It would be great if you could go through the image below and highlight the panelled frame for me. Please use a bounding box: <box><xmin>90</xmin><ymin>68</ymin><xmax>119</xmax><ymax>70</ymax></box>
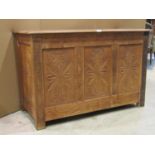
<box><xmin>41</xmin><ymin>39</ymin><xmax>115</xmax><ymax>123</ymax></box>
<box><xmin>14</xmin><ymin>31</ymin><xmax>148</xmax><ymax>130</ymax></box>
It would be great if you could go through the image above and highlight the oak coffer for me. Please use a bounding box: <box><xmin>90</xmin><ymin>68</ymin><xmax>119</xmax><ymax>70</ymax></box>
<box><xmin>14</xmin><ymin>29</ymin><xmax>149</xmax><ymax>130</ymax></box>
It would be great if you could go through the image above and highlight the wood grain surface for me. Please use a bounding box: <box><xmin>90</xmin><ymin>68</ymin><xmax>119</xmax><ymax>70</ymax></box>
<box><xmin>14</xmin><ymin>30</ymin><xmax>147</xmax><ymax>129</ymax></box>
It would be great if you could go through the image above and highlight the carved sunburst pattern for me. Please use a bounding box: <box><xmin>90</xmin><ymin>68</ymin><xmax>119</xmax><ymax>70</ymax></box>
<box><xmin>84</xmin><ymin>46</ymin><xmax>112</xmax><ymax>99</ymax></box>
<box><xmin>117</xmin><ymin>44</ymin><xmax>142</xmax><ymax>94</ymax></box>
<box><xmin>43</xmin><ymin>48</ymin><xmax>76</xmax><ymax>106</ymax></box>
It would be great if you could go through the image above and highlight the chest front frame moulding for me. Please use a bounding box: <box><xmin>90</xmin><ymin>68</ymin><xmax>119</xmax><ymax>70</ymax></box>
<box><xmin>14</xmin><ymin>29</ymin><xmax>149</xmax><ymax>130</ymax></box>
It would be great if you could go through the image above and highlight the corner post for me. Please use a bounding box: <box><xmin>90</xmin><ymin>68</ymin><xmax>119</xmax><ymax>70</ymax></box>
<box><xmin>139</xmin><ymin>31</ymin><xmax>149</xmax><ymax>107</ymax></box>
<box><xmin>32</xmin><ymin>35</ymin><xmax>45</xmax><ymax>130</ymax></box>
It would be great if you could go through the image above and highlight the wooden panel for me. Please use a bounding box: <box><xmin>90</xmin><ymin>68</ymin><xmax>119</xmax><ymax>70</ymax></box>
<box><xmin>21</xmin><ymin>46</ymin><xmax>33</xmax><ymax>104</ymax></box>
<box><xmin>45</xmin><ymin>96</ymin><xmax>112</xmax><ymax>121</ymax></box>
<box><xmin>17</xmin><ymin>41</ymin><xmax>35</xmax><ymax>118</ymax></box>
<box><xmin>42</xmin><ymin>47</ymin><xmax>80</xmax><ymax>107</ymax></box>
<box><xmin>45</xmin><ymin>92</ymin><xmax>139</xmax><ymax>121</ymax></box>
<box><xmin>84</xmin><ymin>45</ymin><xmax>113</xmax><ymax>99</ymax></box>
<box><xmin>112</xmin><ymin>92</ymin><xmax>139</xmax><ymax>107</ymax></box>
<box><xmin>116</xmin><ymin>42</ymin><xmax>143</xmax><ymax>95</ymax></box>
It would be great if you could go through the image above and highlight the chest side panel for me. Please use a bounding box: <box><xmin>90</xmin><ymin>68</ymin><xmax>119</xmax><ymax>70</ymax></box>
<box><xmin>15</xmin><ymin>35</ymin><xmax>36</xmax><ymax>118</ymax></box>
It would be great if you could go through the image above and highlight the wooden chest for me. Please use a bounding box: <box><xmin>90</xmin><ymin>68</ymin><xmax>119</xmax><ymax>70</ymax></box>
<box><xmin>14</xmin><ymin>29</ymin><xmax>149</xmax><ymax>130</ymax></box>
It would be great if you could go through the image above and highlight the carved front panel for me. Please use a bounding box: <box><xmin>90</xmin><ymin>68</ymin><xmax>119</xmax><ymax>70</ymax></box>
<box><xmin>43</xmin><ymin>48</ymin><xmax>78</xmax><ymax>107</ymax></box>
<box><xmin>116</xmin><ymin>43</ymin><xmax>143</xmax><ymax>94</ymax></box>
<box><xmin>84</xmin><ymin>45</ymin><xmax>113</xmax><ymax>100</ymax></box>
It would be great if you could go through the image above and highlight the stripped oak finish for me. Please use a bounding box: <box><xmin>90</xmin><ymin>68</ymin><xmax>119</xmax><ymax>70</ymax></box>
<box><xmin>14</xmin><ymin>29</ymin><xmax>149</xmax><ymax>129</ymax></box>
